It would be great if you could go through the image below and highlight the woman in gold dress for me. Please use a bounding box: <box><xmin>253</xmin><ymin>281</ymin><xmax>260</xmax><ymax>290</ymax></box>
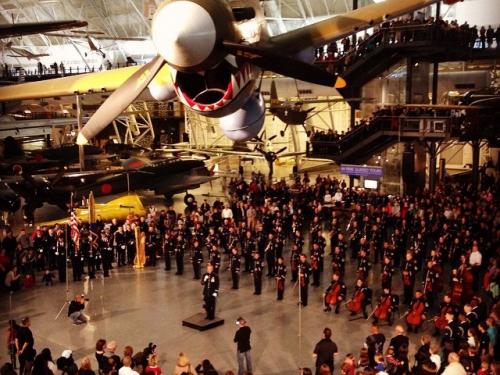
<box><xmin>133</xmin><ymin>225</ymin><xmax>146</xmax><ymax>269</ymax></box>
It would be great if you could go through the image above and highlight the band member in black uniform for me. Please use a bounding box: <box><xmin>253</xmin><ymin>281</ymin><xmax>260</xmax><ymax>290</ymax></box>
<box><xmin>371</xmin><ymin>224</ymin><xmax>383</xmax><ymax>264</ymax></box>
<box><xmin>230</xmin><ymin>247</ymin><xmax>241</xmax><ymax>289</ymax></box>
<box><xmin>202</xmin><ymin>264</ymin><xmax>219</xmax><ymax>320</ymax></box>
<box><xmin>331</xmin><ymin>246</ymin><xmax>345</xmax><ymax>276</ymax></box>
<box><xmin>290</xmin><ymin>244</ymin><xmax>300</xmax><ymax>282</ymax></box>
<box><xmin>114</xmin><ymin>226</ymin><xmax>127</xmax><ymax>266</ymax></box>
<box><xmin>33</xmin><ymin>230</ymin><xmax>45</xmax><ymax>271</ymax></box>
<box><xmin>357</xmin><ymin>248</ymin><xmax>371</xmax><ymax>280</ymax></box>
<box><xmin>275</xmin><ymin>226</ymin><xmax>285</xmax><ymax>259</ymax></box>
<box><xmin>227</xmin><ymin>227</ymin><xmax>239</xmax><ymax>254</ymax></box>
<box><xmin>145</xmin><ymin>226</ymin><xmax>157</xmax><ymax>266</ymax></box>
<box><xmin>349</xmin><ymin>221</ymin><xmax>362</xmax><ymax>260</ymax></box>
<box><xmin>382</xmin><ymin>241</ymin><xmax>394</xmax><ymax>261</ymax></box>
<box><xmin>432</xmin><ymin>294</ymin><xmax>458</xmax><ymax>337</ymax></box>
<box><xmin>311</xmin><ymin>243</ymin><xmax>321</xmax><ymax>286</ymax></box>
<box><xmin>298</xmin><ymin>254</ymin><xmax>312</xmax><ymax>307</ymax></box>
<box><xmin>401</xmin><ymin>251</ymin><xmax>418</xmax><ymax>305</ymax></box>
<box><xmin>191</xmin><ymin>240</ymin><xmax>203</xmax><ymax>279</ymax></box>
<box><xmin>293</xmin><ymin>231</ymin><xmax>304</xmax><ymax>253</ymax></box>
<box><xmin>323</xmin><ymin>272</ymin><xmax>346</xmax><ymax>313</ymax></box>
<box><xmin>56</xmin><ymin>235</ymin><xmax>66</xmax><ymax>282</ymax></box>
<box><xmin>264</xmin><ymin>233</ymin><xmax>277</xmax><ymax>277</ymax></box>
<box><xmin>381</xmin><ymin>256</ymin><xmax>394</xmax><ymax>290</ymax></box>
<box><xmin>251</xmin><ymin>252</ymin><xmax>264</xmax><ymax>295</ymax></box>
<box><xmin>100</xmin><ymin>231</ymin><xmax>112</xmax><ymax>277</ymax></box>
<box><xmin>174</xmin><ymin>234</ymin><xmax>185</xmax><ymax>275</ymax></box>
<box><xmin>391</xmin><ymin>228</ymin><xmax>403</xmax><ymax>266</ymax></box>
<box><xmin>275</xmin><ymin>257</ymin><xmax>287</xmax><ymax>300</ymax></box>
<box><xmin>46</xmin><ymin>228</ymin><xmax>57</xmax><ymax>270</ymax></box>
<box><xmin>242</xmin><ymin>231</ymin><xmax>256</xmax><ymax>272</ymax></box>
<box><xmin>71</xmin><ymin>241</ymin><xmax>84</xmax><ymax>282</ymax></box>
<box><xmin>125</xmin><ymin>224</ymin><xmax>136</xmax><ymax>265</ymax></box>
<box><xmin>210</xmin><ymin>245</ymin><xmax>221</xmax><ymax>274</ymax></box>
<box><xmin>206</xmin><ymin>227</ymin><xmax>220</xmax><ymax>253</ymax></box>
<box><xmin>81</xmin><ymin>232</ymin><xmax>95</xmax><ymax>279</ymax></box>
<box><xmin>163</xmin><ymin>231</ymin><xmax>174</xmax><ymax>271</ymax></box>
<box><xmin>423</xmin><ymin>260</ymin><xmax>442</xmax><ymax>309</ymax></box>
<box><xmin>442</xmin><ymin>311</ymin><xmax>459</xmax><ymax>355</ymax></box>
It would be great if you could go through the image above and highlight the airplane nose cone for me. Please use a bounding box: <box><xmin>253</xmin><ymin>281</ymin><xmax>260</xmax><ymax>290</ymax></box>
<box><xmin>152</xmin><ymin>1</ymin><xmax>217</xmax><ymax>69</ymax></box>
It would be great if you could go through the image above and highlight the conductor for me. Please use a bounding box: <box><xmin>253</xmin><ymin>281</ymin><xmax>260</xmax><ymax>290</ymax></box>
<box><xmin>202</xmin><ymin>264</ymin><xmax>219</xmax><ymax>320</ymax></box>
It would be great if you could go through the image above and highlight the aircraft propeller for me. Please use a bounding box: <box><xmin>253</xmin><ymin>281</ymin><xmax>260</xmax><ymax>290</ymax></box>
<box><xmin>77</xmin><ymin>55</ymin><xmax>166</xmax><ymax>144</ymax></box>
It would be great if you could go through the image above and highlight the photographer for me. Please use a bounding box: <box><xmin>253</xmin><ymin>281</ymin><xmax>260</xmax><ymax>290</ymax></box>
<box><xmin>68</xmin><ymin>294</ymin><xmax>88</xmax><ymax>325</ymax></box>
<box><xmin>234</xmin><ymin>317</ymin><xmax>252</xmax><ymax>375</ymax></box>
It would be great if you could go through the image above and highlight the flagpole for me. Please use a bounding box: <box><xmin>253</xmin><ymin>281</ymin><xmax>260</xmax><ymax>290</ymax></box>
<box><xmin>55</xmin><ymin>192</ymin><xmax>73</xmax><ymax>320</ymax></box>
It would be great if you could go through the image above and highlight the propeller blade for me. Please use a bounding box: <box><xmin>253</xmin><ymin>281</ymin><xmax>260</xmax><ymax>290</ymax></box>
<box><xmin>77</xmin><ymin>55</ymin><xmax>166</xmax><ymax>145</ymax></box>
<box><xmin>276</xmin><ymin>146</ymin><xmax>287</xmax><ymax>155</ymax></box>
<box><xmin>268</xmin><ymin>135</ymin><xmax>278</xmax><ymax>142</ymax></box>
<box><xmin>255</xmin><ymin>147</ymin><xmax>266</xmax><ymax>155</ymax></box>
<box><xmin>222</xmin><ymin>41</ymin><xmax>346</xmax><ymax>88</ymax></box>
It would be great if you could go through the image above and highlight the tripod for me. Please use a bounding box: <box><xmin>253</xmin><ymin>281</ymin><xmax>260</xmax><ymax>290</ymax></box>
<box><xmin>55</xmin><ymin>223</ymin><xmax>70</xmax><ymax>320</ymax></box>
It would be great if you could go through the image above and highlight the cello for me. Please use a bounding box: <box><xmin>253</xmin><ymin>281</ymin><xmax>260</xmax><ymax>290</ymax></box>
<box><xmin>347</xmin><ymin>289</ymin><xmax>365</xmax><ymax>314</ymax></box>
<box><xmin>325</xmin><ymin>282</ymin><xmax>341</xmax><ymax>306</ymax></box>
<box><xmin>406</xmin><ymin>300</ymin><xmax>426</xmax><ymax>328</ymax></box>
<box><xmin>373</xmin><ymin>295</ymin><xmax>393</xmax><ymax>321</ymax></box>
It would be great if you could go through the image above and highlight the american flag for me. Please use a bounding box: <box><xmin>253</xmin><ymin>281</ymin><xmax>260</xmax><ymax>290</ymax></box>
<box><xmin>70</xmin><ymin>210</ymin><xmax>80</xmax><ymax>249</ymax></box>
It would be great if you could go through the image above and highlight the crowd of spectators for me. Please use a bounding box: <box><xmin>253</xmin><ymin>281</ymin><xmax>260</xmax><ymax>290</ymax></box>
<box><xmin>314</xmin><ymin>15</ymin><xmax>499</xmax><ymax>73</ymax></box>
<box><xmin>309</xmin><ymin>105</ymin><xmax>468</xmax><ymax>157</ymax></box>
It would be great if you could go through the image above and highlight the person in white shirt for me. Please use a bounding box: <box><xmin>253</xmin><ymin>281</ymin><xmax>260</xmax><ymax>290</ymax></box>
<box><xmin>441</xmin><ymin>352</ymin><xmax>466</xmax><ymax>375</ymax></box>
<box><xmin>469</xmin><ymin>244</ymin><xmax>483</xmax><ymax>290</ymax></box>
<box><xmin>333</xmin><ymin>190</ymin><xmax>343</xmax><ymax>203</ymax></box>
<box><xmin>222</xmin><ymin>204</ymin><xmax>234</xmax><ymax>220</ymax></box>
<box><xmin>429</xmin><ymin>344</ymin><xmax>441</xmax><ymax>371</ymax></box>
<box><xmin>119</xmin><ymin>356</ymin><xmax>139</xmax><ymax>375</ymax></box>
<box><xmin>324</xmin><ymin>190</ymin><xmax>332</xmax><ymax>204</ymax></box>
<box><xmin>469</xmin><ymin>245</ymin><xmax>482</xmax><ymax>267</ymax></box>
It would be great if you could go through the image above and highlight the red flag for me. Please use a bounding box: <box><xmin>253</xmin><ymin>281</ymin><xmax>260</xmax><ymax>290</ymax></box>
<box><xmin>70</xmin><ymin>210</ymin><xmax>80</xmax><ymax>249</ymax></box>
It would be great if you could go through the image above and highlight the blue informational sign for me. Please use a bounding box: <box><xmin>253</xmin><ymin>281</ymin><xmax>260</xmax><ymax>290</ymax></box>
<box><xmin>340</xmin><ymin>164</ymin><xmax>383</xmax><ymax>179</ymax></box>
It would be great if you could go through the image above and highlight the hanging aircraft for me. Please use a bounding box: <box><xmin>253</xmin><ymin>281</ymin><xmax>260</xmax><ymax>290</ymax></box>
<box><xmin>3</xmin><ymin>156</ymin><xmax>215</xmax><ymax>223</ymax></box>
<box><xmin>269</xmin><ymin>79</ymin><xmax>315</xmax><ymax>135</ymax></box>
<box><xmin>1</xmin><ymin>41</ymin><xmax>49</xmax><ymax>60</ymax></box>
<box><xmin>45</xmin><ymin>30</ymin><xmax>147</xmax><ymax>59</ymax></box>
<box><xmin>0</xmin><ymin>20</ymin><xmax>87</xmax><ymax>39</ymax></box>
<box><xmin>0</xmin><ymin>0</ymin><xmax>461</xmax><ymax>144</ymax></box>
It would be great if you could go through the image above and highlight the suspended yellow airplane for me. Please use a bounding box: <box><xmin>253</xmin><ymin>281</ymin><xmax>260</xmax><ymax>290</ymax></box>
<box><xmin>39</xmin><ymin>193</ymin><xmax>146</xmax><ymax>227</ymax></box>
<box><xmin>0</xmin><ymin>0</ymin><xmax>461</xmax><ymax>143</ymax></box>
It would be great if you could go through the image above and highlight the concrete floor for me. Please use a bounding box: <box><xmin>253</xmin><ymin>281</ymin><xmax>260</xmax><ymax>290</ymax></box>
<box><xmin>0</xmin><ymin>164</ymin><xmax>425</xmax><ymax>375</ymax></box>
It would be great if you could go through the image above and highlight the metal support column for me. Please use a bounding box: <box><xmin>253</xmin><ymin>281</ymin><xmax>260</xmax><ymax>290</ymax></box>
<box><xmin>471</xmin><ymin>140</ymin><xmax>480</xmax><ymax>193</ymax></box>
<box><xmin>405</xmin><ymin>57</ymin><xmax>413</xmax><ymax>104</ymax></box>
<box><xmin>428</xmin><ymin>141</ymin><xmax>437</xmax><ymax>193</ymax></box>
<box><xmin>76</xmin><ymin>94</ymin><xmax>85</xmax><ymax>171</ymax></box>
<box><xmin>431</xmin><ymin>61</ymin><xmax>439</xmax><ymax>105</ymax></box>
<box><xmin>435</xmin><ymin>1</ymin><xmax>441</xmax><ymax>19</ymax></box>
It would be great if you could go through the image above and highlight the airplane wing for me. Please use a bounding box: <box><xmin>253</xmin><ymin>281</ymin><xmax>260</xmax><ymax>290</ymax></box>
<box><xmin>0</xmin><ymin>63</ymin><xmax>171</xmax><ymax>102</ymax></box>
<box><xmin>268</xmin><ymin>0</ymin><xmax>450</xmax><ymax>54</ymax></box>
<box><xmin>153</xmin><ymin>175</ymin><xmax>218</xmax><ymax>196</ymax></box>
<box><xmin>0</xmin><ymin>21</ymin><xmax>88</xmax><ymax>39</ymax></box>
